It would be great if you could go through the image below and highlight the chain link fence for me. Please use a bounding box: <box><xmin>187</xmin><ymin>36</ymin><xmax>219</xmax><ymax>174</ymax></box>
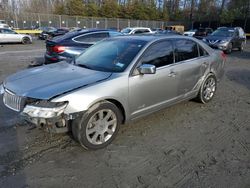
<box><xmin>0</xmin><ymin>11</ymin><xmax>186</xmax><ymax>30</ymax></box>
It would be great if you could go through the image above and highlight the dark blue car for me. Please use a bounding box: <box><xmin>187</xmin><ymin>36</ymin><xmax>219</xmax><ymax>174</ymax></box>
<box><xmin>45</xmin><ymin>29</ymin><xmax>123</xmax><ymax>64</ymax></box>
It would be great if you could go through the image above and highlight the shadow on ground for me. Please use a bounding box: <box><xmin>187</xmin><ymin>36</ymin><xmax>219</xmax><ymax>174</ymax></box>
<box><xmin>226</xmin><ymin>69</ymin><xmax>250</xmax><ymax>90</ymax></box>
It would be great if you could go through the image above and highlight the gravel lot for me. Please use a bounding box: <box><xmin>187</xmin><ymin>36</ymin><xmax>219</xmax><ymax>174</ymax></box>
<box><xmin>0</xmin><ymin>39</ymin><xmax>249</xmax><ymax>188</ymax></box>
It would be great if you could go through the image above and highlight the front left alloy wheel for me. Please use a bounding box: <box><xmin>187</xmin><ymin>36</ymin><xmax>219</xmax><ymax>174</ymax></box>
<box><xmin>72</xmin><ymin>101</ymin><xmax>122</xmax><ymax>150</ymax></box>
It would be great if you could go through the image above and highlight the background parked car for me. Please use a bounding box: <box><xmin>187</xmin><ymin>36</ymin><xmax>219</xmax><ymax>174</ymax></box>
<box><xmin>193</xmin><ymin>27</ymin><xmax>213</xmax><ymax>39</ymax></box>
<box><xmin>151</xmin><ymin>28</ymin><xmax>164</xmax><ymax>33</ymax></box>
<box><xmin>0</xmin><ymin>28</ymin><xmax>32</xmax><ymax>44</ymax></box>
<box><xmin>0</xmin><ymin>20</ymin><xmax>11</xmax><ymax>29</ymax></box>
<box><xmin>121</xmin><ymin>27</ymin><xmax>153</xmax><ymax>35</ymax></box>
<box><xmin>45</xmin><ymin>29</ymin><xmax>123</xmax><ymax>64</ymax></box>
<box><xmin>39</xmin><ymin>27</ymin><xmax>69</xmax><ymax>40</ymax></box>
<box><xmin>183</xmin><ymin>29</ymin><xmax>197</xmax><ymax>36</ymax></box>
<box><xmin>202</xmin><ymin>27</ymin><xmax>246</xmax><ymax>54</ymax></box>
<box><xmin>160</xmin><ymin>29</ymin><xmax>182</xmax><ymax>35</ymax></box>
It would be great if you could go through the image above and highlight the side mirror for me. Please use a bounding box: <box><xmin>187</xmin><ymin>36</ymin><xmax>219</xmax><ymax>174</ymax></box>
<box><xmin>138</xmin><ymin>64</ymin><xmax>156</xmax><ymax>74</ymax></box>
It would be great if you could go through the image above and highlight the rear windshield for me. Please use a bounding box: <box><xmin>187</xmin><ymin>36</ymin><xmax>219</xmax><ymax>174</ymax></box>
<box><xmin>52</xmin><ymin>29</ymin><xmax>88</xmax><ymax>42</ymax></box>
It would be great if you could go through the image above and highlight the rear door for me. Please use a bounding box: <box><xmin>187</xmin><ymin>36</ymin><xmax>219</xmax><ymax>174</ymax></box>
<box><xmin>173</xmin><ymin>39</ymin><xmax>209</xmax><ymax>96</ymax></box>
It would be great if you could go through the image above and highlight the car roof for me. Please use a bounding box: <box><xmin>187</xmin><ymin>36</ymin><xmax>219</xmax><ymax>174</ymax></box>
<box><xmin>124</xmin><ymin>27</ymin><xmax>151</xmax><ymax>30</ymax></box>
<box><xmin>110</xmin><ymin>34</ymin><xmax>197</xmax><ymax>42</ymax></box>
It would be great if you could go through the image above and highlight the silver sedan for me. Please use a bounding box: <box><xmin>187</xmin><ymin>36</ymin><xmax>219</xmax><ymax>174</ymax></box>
<box><xmin>1</xmin><ymin>35</ymin><xmax>225</xmax><ymax>149</ymax></box>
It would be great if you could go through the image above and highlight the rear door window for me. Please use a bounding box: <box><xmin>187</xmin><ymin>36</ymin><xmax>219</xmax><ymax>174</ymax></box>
<box><xmin>174</xmin><ymin>39</ymin><xmax>199</xmax><ymax>62</ymax></box>
<box><xmin>134</xmin><ymin>29</ymin><xmax>150</xmax><ymax>34</ymax></box>
<box><xmin>74</xmin><ymin>32</ymin><xmax>109</xmax><ymax>43</ymax></box>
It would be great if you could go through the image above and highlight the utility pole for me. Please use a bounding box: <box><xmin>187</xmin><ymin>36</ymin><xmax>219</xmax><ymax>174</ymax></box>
<box><xmin>190</xmin><ymin>0</ymin><xmax>194</xmax><ymax>29</ymax></box>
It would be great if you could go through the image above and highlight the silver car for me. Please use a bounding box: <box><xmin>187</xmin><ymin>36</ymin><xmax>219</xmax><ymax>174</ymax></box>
<box><xmin>1</xmin><ymin>35</ymin><xmax>225</xmax><ymax>150</ymax></box>
<box><xmin>0</xmin><ymin>28</ymin><xmax>32</xmax><ymax>44</ymax></box>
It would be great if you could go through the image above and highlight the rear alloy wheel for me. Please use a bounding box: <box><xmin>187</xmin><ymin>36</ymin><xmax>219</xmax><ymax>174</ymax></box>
<box><xmin>196</xmin><ymin>74</ymin><xmax>217</xmax><ymax>104</ymax></box>
<box><xmin>225</xmin><ymin>42</ymin><xmax>232</xmax><ymax>54</ymax></box>
<box><xmin>72</xmin><ymin>101</ymin><xmax>122</xmax><ymax>150</ymax></box>
<box><xmin>22</xmin><ymin>37</ymin><xmax>31</xmax><ymax>44</ymax></box>
<box><xmin>238</xmin><ymin>42</ymin><xmax>244</xmax><ymax>51</ymax></box>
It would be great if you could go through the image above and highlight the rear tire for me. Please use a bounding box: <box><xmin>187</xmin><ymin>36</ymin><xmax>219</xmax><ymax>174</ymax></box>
<box><xmin>72</xmin><ymin>101</ymin><xmax>122</xmax><ymax>150</ymax></box>
<box><xmin>22</xmin><ymin>37</ymin><xmax>31</xmax><ymax>44</ymax></box>
<box><xmin>225</xmin><ymin>42</ymin><xmax>232</xmax><ymax>54</ymax></box>
<box><xmin>238</xmin><ymin>42</ymin><xmax>244</xmax><ymax>51</ymax></box>
<box><xmin>196</xmin><ymin>74</ymin><xmax>217</xmax><ymax>104</ymax></box>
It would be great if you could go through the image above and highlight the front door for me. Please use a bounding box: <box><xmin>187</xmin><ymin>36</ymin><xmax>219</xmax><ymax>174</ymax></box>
<box><xmin>129</xmin><ymin>40</ymin><xmax>179</xmax><ymax>118</ymax></box>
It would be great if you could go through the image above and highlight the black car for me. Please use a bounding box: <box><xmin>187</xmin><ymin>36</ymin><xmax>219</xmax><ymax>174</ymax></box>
<box><xmin>202</xmin><ymin>27</ymin><xmax>246</xmax><ymax>54</ymax></box>
<box><xmin>39</xmin><ymin>27</ymin><xmax>69</xmax><ymax>40</ymax></box>
<box><xmin>193</xmin><ymin>27</ymin><xmax>213</xmax><ymax>39</ymax></box>
<box><xmin>45</xmin><ymin>29</ymin><xmax>123</xmax><ymax>64</ymax></box>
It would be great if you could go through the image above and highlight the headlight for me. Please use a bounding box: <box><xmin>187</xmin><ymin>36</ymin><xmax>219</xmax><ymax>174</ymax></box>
<box><xmin>23</xmin><ymin>101</ymin><xmax>68</xmax><ymax>118</ymax></box>
<box><xmin>0</xmin><ymin>84</ymin><xmax>4</xmax><ymax>95</ymax></box>
<box><xmin>202</xmin><ymin>38</ymin><xmax>207</xmax><ymax>42</ymax></box>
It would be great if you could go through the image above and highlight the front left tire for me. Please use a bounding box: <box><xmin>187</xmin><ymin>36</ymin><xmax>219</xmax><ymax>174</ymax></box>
<box><xmin>72</xmin><ymin>101</ymin><xmax>122</xmax><ymax>150</ymax></box>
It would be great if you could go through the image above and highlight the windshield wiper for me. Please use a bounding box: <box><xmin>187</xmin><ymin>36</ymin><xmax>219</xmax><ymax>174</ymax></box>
<box><xmin>76</xmin><ymin>63</ymin><xmax>92</xmax><ymax>70</ymax></box>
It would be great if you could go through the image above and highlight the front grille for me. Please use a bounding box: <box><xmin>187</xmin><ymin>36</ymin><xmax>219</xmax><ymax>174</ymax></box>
<box><xmin>208</xmin><ymin>40</ymin><xmax>220</xmax><ymax>44</ymax></box>
<box><xmin>3</xmin><ymin>89</ymin><xmax>24</xmax><ymax>112</ymax></box>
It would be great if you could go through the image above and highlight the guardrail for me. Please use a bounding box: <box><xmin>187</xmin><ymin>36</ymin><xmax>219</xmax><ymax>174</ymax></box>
<box><xmin>14</xmin><ymin>30</ymin><xmax>42</xmax><ymax>34</ymax></box>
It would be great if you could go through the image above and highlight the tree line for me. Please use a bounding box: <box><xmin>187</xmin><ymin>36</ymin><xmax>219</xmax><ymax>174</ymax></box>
<box><xmin>1</xmin><ymin>0</ymin><xmax>249</xmax><ymax>26</ymax></box>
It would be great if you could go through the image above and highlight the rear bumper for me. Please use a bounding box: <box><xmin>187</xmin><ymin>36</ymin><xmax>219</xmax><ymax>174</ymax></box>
<box><xmin>44</xmin><ymin>53</ymin><xmax>68</xmax><ymax>64</ymax></box>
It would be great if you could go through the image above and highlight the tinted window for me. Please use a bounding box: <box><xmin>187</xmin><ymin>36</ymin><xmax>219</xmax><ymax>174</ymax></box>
<box><xmin>75</xmin><ymin>38</ymin><xmax>147</xmax><ymax>72</ymax></box>
<box><xmin>134</xmin><ymin>29</ymin><xmax>149</xmax><ymax>34</ymax></box>
<box><xmin>1</xmin><ymin>29</ymin><xmax>16</xmax><ymax>34</ymax></box>
<box><xmin>175</xmin><ymin>39</ymin><xmax>199</xmax><ymax>62</ymax></box>
<box><xmin>75</xmin><ymin>32</ymin><xmax>109</xmax><ymax>43</ymax></box>
<box><xmin>109</xmin><ymin>31</ymin><xmax>123</xmax><ymax>37</ymax></box>
<box><xmin>141</xmin><ymin>40</ymin><xmax>174</xmax><ymax>68</ymax></box>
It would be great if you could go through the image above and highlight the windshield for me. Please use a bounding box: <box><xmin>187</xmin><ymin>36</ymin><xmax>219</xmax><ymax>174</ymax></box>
<box><xmin>211</xmin><ymin>30</ymin><xmax>234</xmax><ymax>37</ymax></box>
<box><xmin>75</xmin><ymin>38</ymin><xmax>147</xmax><ymax>72</ymax></box>
<box><xmin>121</xmin><ymin>28</ymin><xmax>132</xmax><ymax>34</ymax></box>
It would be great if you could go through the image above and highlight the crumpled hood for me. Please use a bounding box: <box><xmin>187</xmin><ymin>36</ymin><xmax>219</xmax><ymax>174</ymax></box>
<box><xmin>4</xmin><ymin>62</ymin><xmax>112</xmax><ymax>100</ymax></box>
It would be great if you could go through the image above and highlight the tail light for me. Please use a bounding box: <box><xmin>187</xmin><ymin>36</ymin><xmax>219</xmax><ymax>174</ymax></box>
<box><xmin>52</xmin><ymin>45</ymin><xmax>66</xmax><ymax>53</ymax></box>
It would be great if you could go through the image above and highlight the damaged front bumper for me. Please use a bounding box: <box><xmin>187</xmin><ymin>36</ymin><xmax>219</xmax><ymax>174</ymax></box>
<box><xmin>20</xmin><ymin>101</ymin><xmax>70</xmax><ymax>133</ymax></box>
<box><xmin>21</xmin><ymin>113</ymin><xmax>70</xmax><ymax>133</ymax></box>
